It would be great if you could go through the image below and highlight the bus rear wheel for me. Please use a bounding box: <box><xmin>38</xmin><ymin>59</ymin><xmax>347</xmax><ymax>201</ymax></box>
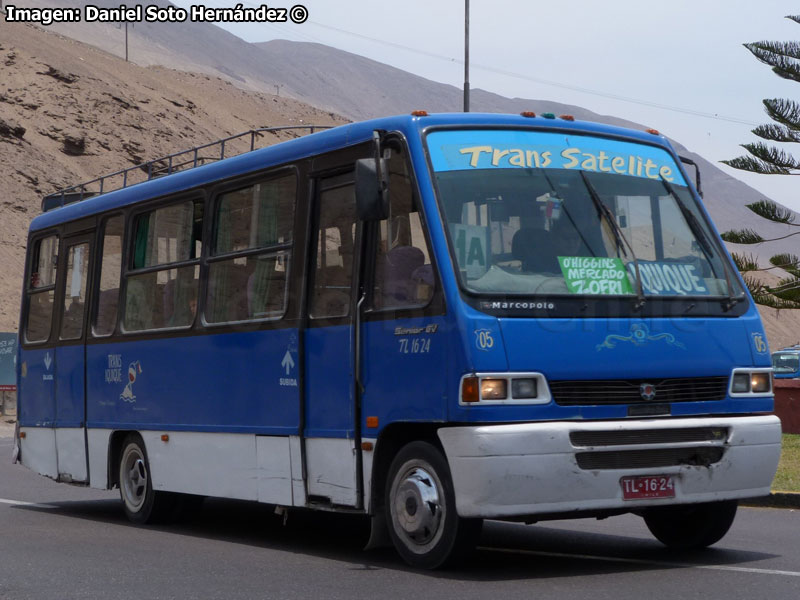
<box><xmin>643</xmin><ymin>500</ymin><xmax>738</xmax><ymax>550</ymax></box>
<box><xmin>385</xmin><ymin>441</ymin><xmax>482</xmax><ymax>569</ymax></box>
<box><xmin>118</xmin><ymin>434</ymin><xmax>173</xmax><ymax>524</ymax></box>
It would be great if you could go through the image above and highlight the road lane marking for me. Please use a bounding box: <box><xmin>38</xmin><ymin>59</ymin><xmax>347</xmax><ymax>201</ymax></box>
<box><xmin>482</xmin><ymin>547</ymin><xmax>800</xmax><ymax>578</ymax></box>
<box><xmin>0</xmin><ymin>498</ymin><xmax>57</xmax><ymax>509</ymax></box>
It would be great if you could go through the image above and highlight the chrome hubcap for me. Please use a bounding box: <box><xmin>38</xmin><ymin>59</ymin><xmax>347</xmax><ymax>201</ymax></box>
<box><xmin>121</xmin><ymin>446</ymin><xmax>147</xmax><ymax>511</ymax></box>
<box><xmin>392</xmin><ymin>466</ymin><xmax>444</xmax><ymax>547</ymax></box>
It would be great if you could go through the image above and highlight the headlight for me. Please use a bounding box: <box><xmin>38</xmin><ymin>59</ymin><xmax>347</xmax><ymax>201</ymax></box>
<box><xmin>729</xmin><ymin>368</ymin><xmax>773</xmax><ymax>396</ymax></box>
<box><xmin>460</xmin><ymin>373</ymin><xmax>550</xmax><ymax>405</ymax></box>
<box><xmin>481</xmin><ymin>379</ymin><xmax>507</xmax><ymax>400</ymax></box>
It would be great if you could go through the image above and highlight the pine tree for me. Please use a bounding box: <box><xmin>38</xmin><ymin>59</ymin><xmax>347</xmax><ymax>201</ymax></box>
<box><xmin>723</xmin><ymin>16</ymin><xmax>800</xmax><ymax>175</ymax></box>
<box><xmin>721</xmin><ymin>16</ymin><xmax>800</xmax><ymax>307</ymax></box>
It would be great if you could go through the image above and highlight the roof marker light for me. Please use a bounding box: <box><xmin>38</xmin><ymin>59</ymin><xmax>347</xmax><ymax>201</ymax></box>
<box><xmin>411</xmin><ymin>110</ymin><xmax>429</xmax><ymax>117</ymax></box>
<box><xmin>646</xmin><ymin>128</ymin><xmax>660</xmax><ymax>135</ymax></box>
<box><xmin>520</xmin><ymin>111</ymin><xmax>536</xmax><ymax>118</ymax></box>
<box><xmin>559</xmin><ymin>115</ymin><xmax>575</xmax><ymax>121</ymax></box>
<box><xmin>542</xmin><ymin>113</ymin><xmax>556</xmax><ymax>119</ymax></box>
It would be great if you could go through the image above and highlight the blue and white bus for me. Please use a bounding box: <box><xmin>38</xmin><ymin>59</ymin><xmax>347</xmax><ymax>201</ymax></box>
<box><xmin>14</xmin><ymin>113</ymin><xmax>781</xmax><ymax>568</ymax></box>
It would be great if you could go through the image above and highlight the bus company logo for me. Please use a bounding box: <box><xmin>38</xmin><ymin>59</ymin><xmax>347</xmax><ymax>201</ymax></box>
<box><xmin>120</xmin><ymin>360</ymin><xmax>143</xmax><ymax>403</ymax></box>
<box><xmin>481</xmin><ymin>301</ymin><xmax>555</xmax><ymax>311</ymax></box>
<box><xmin>639</xmin><ymin>383</ymin><xmax>657</xmax><ymax>401</ymax></box>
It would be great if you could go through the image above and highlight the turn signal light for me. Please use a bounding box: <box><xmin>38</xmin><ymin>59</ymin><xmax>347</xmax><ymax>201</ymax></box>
<box><xmin>462</xmin><ymin>376</ymin><xmax>480</xmax><ymax>403</ymax></box>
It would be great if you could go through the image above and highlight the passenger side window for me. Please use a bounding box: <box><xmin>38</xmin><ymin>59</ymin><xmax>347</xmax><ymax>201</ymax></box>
<box><xmin>372</xmin><ymin>145</ymin><xmax>435</xmax><ymax>310</ymax></box>
<box><xmin>93</xmin><ymin>215</ymin><xmax>124</xmax><ymax>336</ymax></box>
<box><xmin>59</xmin><ymin>242</ymin><xmax>90</xmax><ymax>341</ymax></box>
<box><xmin>123</xmin><ymin>200</ymin><xmax>202</xmax><ymax>332</ymax></box>
<box><xmin>206</xmin><ymin>173</ymin><xmax>295</xmax><ymax>323</ymax></box>
<box><xmin>25</xmin><ymin>235</ymin><xmax>58</xmax><ymax>343</ymax></box>
<box><xmin>310</xmin><ymin>175</ymin><xmax>356</xmax><ymax>319</ymax></box>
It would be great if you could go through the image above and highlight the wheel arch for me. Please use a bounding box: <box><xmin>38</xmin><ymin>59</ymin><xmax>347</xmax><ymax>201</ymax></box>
<box><xmin>368</xmin><ymin>422</ymin><xmax>444</xmax><ymax>515</ymax></box>
<box><xmin>106</xmin><ymin>430</ymin><xmax>140</xmax><ymax>489</ymax></box>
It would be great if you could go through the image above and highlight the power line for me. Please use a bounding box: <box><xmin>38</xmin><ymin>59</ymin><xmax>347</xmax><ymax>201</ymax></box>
<box><xmin>172</xmin><ymin>0</ymin><xmax>760</xmax><ymax>126</ymax></box>
<box><xmin>304</xmin><ymin>20</ymin><xmax>759</xmax><ymax>126</ymax></box>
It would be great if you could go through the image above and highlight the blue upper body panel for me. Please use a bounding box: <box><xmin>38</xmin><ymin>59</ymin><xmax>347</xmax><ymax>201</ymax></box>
<box><xmin>23</xmin><ymin>113</ymin><xmax>773</xmax><ymax>433</ymax></box>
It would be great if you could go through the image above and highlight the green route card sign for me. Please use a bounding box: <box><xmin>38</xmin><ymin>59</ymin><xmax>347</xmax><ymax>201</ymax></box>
<box><xmin>558</xmin><ymin>257</ymin><xmax>634</xmax><ymax>295</ymax></box>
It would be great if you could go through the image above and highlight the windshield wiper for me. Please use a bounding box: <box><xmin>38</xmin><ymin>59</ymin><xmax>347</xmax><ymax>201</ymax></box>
<box><xmin>660</xmin><ymin>178</ymin><xmax>742</xmax><ymax>311</ymax></box>
<box><xmin>579</xmin><ymin>172</ymin><xmax>646</xmax><ymax>309</ymax></box>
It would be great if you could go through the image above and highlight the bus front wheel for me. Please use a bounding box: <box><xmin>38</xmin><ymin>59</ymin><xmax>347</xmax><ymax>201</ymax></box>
<box><xmin>385</xmin><ymin>441</ymin><xmax>482</xmax><ymax>569</ymax></box>
<box><xmin>643</xmin><ymin>500</ymin><xmax>738</xmax><ymax>549</ymax></box>
<box><xmin>118</xmin><ymin>434</ymin><xmax>173</xmax><ymax>524</ymax></box>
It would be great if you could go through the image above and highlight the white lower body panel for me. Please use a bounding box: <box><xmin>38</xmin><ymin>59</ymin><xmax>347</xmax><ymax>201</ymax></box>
<box><xmin>82</xmin><ymin>429</ymin><xmax>350</xmax><ymax>508</ymax></box>
<box><xmin>305</xmin><ymin>437</ymin><xmax>358</xmax><ymax>506</ymax></box>
<box><xmin>19</xmin><ymin>427</ymin><xmax>58</xmax><ymax>480</ymax></box>
<box><xmin>54</xmin><ymin>428</ymin><xmax>87</xmax><ymax>483</ymax></box>
<box><xmin>438</xmin><ymin>415</ymin><xmax>782</xmax><ymax>519</ymax></box>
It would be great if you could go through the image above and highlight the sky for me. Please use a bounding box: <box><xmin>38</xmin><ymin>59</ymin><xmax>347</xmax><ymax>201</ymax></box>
<box><xmin>168</xmin><ymin>0</ymin><xmax>800</xmax><ymax>211</ymax></box>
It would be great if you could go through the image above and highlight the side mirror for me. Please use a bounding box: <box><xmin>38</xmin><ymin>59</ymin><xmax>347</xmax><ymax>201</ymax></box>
<box><xmin>355</xmin><ymin>157</ymin><xmax>389</xmax><ymax>221</ymax></box>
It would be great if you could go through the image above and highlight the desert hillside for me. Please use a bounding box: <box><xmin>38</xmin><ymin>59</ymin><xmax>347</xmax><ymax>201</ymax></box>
<box><xmin>0</xmin><ymin>18</ymin><xmax>345</xmax><ymax>332</ymax></box>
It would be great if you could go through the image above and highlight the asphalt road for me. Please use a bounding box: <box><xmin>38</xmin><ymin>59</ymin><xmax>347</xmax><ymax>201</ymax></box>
<box><xmin>1</xmin><ymin>433</ymin><xmax>799</xmax><ymax>600</ymax></box>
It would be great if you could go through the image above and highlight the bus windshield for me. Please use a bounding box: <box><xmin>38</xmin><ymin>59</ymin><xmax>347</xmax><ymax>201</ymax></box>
<box><xmin>428</xmin><ymin>129</ymin><xmax>739</xmax><ymax>301</ymax></box>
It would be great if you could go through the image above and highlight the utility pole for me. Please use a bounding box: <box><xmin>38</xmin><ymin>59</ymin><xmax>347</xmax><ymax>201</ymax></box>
<box><xmin>463</xmin><ymin>0</ymin><xmax>470</xmax><ymax>112</ymax></box>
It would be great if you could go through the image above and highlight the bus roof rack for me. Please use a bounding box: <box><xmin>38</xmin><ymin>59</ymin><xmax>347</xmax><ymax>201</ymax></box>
<box><xmin>41</xmin><ymin>124</ymin><xmax>333</xmax><ymax>212</ymax></box>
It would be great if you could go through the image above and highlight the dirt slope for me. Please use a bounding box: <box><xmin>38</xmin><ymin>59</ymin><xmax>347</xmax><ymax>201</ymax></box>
<box><xmin>0</xmin><ymin>18</ymin><xmax>346</xmax><ymax>332</ymax></box>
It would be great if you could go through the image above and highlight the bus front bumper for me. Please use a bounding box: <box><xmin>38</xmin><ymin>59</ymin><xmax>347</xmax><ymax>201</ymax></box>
<box><xmin>437</xmin><ymin>415</ymin><xmax>782</xmax><ymax>519</ymax></box>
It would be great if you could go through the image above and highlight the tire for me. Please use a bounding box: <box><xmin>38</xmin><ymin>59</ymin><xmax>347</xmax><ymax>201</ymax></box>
<box><xmin>643</xmin><ymin>500</ymin><xmax>738</xmax><ymax>550</ymax></box>
<box><xmin>385</xmin><ymin>441</ymin><xmax>482</xmax><ymax>569</ymax></box>
<box><xmin>118</xmin><ymin>434</ymin><xmax>174</xmax><ymax>524</ymax></box>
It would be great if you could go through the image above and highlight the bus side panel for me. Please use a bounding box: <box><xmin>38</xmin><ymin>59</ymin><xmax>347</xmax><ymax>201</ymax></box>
<box><xmin>54</xmin><ymin>344</ymin><xmax>85</xmax><ymax>427</ymax></box>
<box><xmin>86</xmin><ymin>329</ymin><xmax>300</xmax><ymax>433</ymax></box>
<box><xmin>360</xmin><ymin>315</ymin><xmax>450</xmax><ymax>430</ymax></box>
<box><xmin>304</xmin><ymin>324</ymin><xmax>353</xmax><ymax>438</ymax></box>
<box><xmin>18</xmin><ymin>347</ymin><xmax>56</xmax><ymax>426</ymax></box>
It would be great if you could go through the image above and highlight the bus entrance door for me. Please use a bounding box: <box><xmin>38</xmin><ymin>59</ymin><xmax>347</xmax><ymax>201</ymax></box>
<box><xmin>53</xmin><ymin>234</ymin><xmax>92</xmax><ymax>483</ymax></box>
<box><xmin>303</xmin><ymin>174</ymin><xmax>361</xmax><ymax>507</ymax></box>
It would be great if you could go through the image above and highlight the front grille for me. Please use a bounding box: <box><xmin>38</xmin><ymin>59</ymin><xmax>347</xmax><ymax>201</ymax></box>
<box><xmin>550</xmin><ymin>376</ymin><xmax>729</xmax><ymax>406</ymax></box>
<box><xmin>570</xmin><ymin>427</ymin><xmax>729</xmax><ymax>447</ymax></box>
<box><xmin>575</xmin><ymin>447</ymin><xmax>725</xmax><ymax>470</ymax></box>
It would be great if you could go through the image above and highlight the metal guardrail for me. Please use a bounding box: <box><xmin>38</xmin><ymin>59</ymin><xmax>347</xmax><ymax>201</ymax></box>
<box><xmin>42</xmin><ymin>125</ymin><xmax>333</xmax><ymax>212</ymax></box>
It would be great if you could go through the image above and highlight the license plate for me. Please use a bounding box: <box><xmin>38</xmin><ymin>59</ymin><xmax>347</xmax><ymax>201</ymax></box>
<box><xmin>620</xmin><ymin>475</ymin><xmax>675</xmax><ymax>500</ymax></box>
